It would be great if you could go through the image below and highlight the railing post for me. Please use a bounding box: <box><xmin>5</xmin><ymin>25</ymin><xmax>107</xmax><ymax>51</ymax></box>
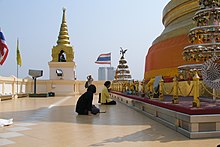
<box><xmin>118</xmin><ymin>82</ymin><xmax>121</xmax><ymax>92</ymax></box>
<box><xmin>147</xmin><ymin>78</ymin><xmax>155</xmax><ymax>99</ymax></box>
<box><xmin>120</xmin><ymin>83</ymin><xmax>123</xmax><ymax>92</ymax></box>
<box><xmin>172</xmin><ymin>76</ymin><xmax>179</xmax><ymax>104</ymax></box>
<box><xmin>159</xmin><ymin>79</ymin><xmax>164</xmax><ymax>101</ymax></box>
<box><xmin>141</xmin><ymin>80</ymin><xmax>146</xmax><ymax>97</ymax></box>
<box><xmin>2</xmin><ymin>82</ymin><xmax>5</xmax><ymax>95</ymax></box>
<box><xmin>135</xmin><ymin>81</ymin><xmax>139</xmax><ymax>95</ymax></box>
<box><xmin>130</xmin><ymin>81</ymin><xmax>135</xmax><ymax>94</ymax></box>
<box><xmin>193</xmin><ymin>72</ymin><xmax>200</xmax><ymax>108</ymax></box>
<box><xmin>150</xmin><ymin>83</ymin><xmax>153</xmax><ymax>98</ymax></box>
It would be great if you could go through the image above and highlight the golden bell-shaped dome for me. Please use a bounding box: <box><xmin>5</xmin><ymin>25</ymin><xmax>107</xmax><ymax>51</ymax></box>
<box><xmin>144</xmin><ymin>0</ymin><xmax>199</xmax><ymax>80</ymax></box>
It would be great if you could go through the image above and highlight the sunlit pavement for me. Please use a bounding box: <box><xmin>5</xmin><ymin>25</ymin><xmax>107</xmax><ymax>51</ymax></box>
<box><xmin>0</xmin><ymin>95</ymin><xmax>219</xmax><ymax>147</ymax></box>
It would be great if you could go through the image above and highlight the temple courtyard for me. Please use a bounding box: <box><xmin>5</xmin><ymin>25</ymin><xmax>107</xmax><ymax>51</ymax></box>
<box><xmin>0</xmin><ymin>95</ymin><xmax>218</xmax><ymax>147</ymax></box>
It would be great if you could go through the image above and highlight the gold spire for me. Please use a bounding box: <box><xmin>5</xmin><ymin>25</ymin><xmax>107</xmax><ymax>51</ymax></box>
<box><xmin>57</xmin><ymin>8</ymin><xmax>71</xmax><ymax>46</ymax></box>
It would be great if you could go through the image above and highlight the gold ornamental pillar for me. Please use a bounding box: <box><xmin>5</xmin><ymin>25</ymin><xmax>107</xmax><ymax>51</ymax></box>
<box><xmin>147</xmin><ymin>78</ymin><xmax>155</xmax><ymax>99</ymax></box>
<box><xmin>159</xmin><ymin>79</ymin><xmax>164</xmax><ymax>101</ymax></box>
<box><xmin>135</xmin><ymin>81</ymin><xmax>139</xmax><ymax>95</ymax></box>
<box><xmin>119</xmin><ymin>83</ymin><xmax>123</xmax><ymax>92</ymax></box>
<box><xmin>193</xmin><ymin>72</ymin><xmax>200</xmax><ymax>108</ymax></box>
<box><xmin>172</xmin><ymin>76</ymin><xmax>179</xmax><ymax>104</ymax></box>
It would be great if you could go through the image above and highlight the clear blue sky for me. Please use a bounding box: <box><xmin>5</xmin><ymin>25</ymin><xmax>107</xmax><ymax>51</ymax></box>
<box><xmin>0</xmin><ymin>0</ymin><xmax>170</xmax><ymax>80</ymax></box>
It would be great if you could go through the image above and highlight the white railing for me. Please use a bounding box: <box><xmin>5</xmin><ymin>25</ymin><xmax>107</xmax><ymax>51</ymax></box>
<box><xmin>0</xmin><ymin>75</ymin><xmax>106</xmax><ymax>97</ymax></box>
<box><xmin>0</xmin><ymin>75</ymin><xmax>27</xmax><ymax>96</ymax></box>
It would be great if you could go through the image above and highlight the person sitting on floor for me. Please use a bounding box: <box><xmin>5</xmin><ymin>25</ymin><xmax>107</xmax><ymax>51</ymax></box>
<box><xmin>76</xmin><ymin>84</ymin><xmax>100</xmax><ymax>115</ymax></box>
<box><xmin>100</xmin><ymin>81</ymin><xmax>116</xmax><ymax>105</ymax></box>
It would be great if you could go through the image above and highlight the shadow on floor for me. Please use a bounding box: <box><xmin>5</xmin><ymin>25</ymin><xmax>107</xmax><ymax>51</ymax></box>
<box><xmin>90</xmin><ymin>127</ymin><xmax>188</xmax><ymax>146</ymax></box>
<box><xmin>0</xmin><ymin>103</ymin><xmax>157</xmax><ymax>126</ymax></box>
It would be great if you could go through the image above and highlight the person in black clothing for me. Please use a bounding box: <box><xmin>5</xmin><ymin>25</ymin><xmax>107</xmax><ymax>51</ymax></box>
<box><xmin>76</xmin><ymin>84</ymin><xmax>100</xmax><ymax>115</ymax></box>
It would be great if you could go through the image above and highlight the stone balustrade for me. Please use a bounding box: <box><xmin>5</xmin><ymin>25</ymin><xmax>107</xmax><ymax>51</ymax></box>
<box><xmin>0</xmin><ymin>75</ymin><xmax>106</xmax><ymax>97</ymax></box>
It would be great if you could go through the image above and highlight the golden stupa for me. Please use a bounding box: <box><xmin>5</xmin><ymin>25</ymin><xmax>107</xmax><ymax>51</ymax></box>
<box><xmin>48</xmin><ymin>8</ymin><xmax>76</xmax><ymax>80</ymax></box>
<box><xmin>144</xmin><ymin>0</ymin><xmax>200</xmax><ymax>80</ymax></box>
<box><xmin>51</xmin><ymin>8</ymin><xmax>74</xmax><ymax>62</ymax></box>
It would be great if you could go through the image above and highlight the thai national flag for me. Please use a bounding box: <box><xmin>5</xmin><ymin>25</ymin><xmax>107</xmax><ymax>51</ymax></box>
<box><xmin>95</xmin><ymin>53</ymin><xmax>111</xmax><ymax>64</ymax></box>
<box><xmin>0</xmin><ymin>30</ymin><xmax>9</xmax><ymax>65</ymax></box>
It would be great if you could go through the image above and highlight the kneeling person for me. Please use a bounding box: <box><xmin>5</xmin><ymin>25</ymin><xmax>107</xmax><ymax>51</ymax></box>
<box><xmin>76</xmin><ymin>84</ymin><xmax>100</xmax><ymax>115</ymax></box>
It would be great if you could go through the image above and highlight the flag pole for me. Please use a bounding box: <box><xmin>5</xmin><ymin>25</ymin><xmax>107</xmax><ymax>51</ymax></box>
<box><xmin>110</xmin><ymin>52</ymin><xmax>112</xmax><ymax>67</ymax></box>
<box><xmin>16</xmin><ymin>38</ymin><xmax>19</xmax><ymax>97</ymax></box>
<box><xmin>16</xmin><ymin>38</ymin><xmax>22</xmax><ymax>97</ymax></box>
<box><xmin>17</xmin><ymin>58</ymin><xmax>18</xmax><ymax>96</ymax></box>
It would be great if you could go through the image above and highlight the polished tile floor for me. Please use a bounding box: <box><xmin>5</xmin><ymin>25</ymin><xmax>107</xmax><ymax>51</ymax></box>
<box><xmin>0</xmin><ymin>95</ymin><xmax>219</xmax><ymax>147</ymax></box>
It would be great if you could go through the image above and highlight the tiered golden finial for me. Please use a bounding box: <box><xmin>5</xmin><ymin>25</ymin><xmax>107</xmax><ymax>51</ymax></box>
<box><xmin>57</xmin><ymin>8</ymin><xmax>71</xmax><ymax>46</ymax></box>
<box><xmin>114</xmin><ymin>47</ymin><xmax>132</xmax><ymax>81</ymax></box>
<box><xmin>51</xmin><ymin>8</ymin><xmax>74</xmax><ymax>62</ymax></box>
